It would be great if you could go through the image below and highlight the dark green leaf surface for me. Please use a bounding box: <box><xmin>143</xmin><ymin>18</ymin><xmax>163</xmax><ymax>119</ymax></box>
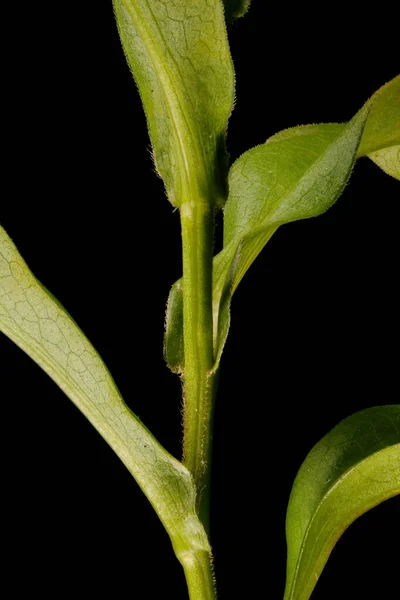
<box><xmin>0</xmin><ymin>226</ymin><xmax>209</xmax><ymax>563</ymax></box>
<box><xmin>284</xmin><ymin>405</ymin><xmax>400</xmax><ymax>600</ymax></box>
<box><xmin>113</xmin><ymin>0</ymin><xmax>235</xmax><ymax>207</ymax></box>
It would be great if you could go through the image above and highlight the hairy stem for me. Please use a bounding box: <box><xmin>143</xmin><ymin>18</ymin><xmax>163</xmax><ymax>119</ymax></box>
<box><xmin>180</xmin><ymin>551</ymin><xmax>216</xmax><ymax>600</ymax></box>
<box><xmin>180</xmin><ymin>199</ymin><xmax>216</xmax><ymax>533</ymax></box>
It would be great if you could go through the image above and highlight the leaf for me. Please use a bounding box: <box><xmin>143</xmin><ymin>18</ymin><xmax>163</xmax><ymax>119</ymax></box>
<box><xmin>223</xmin><ymin>0</ymin><xmax>251</xmax><ymax>22</ymax></box>
<box><xmin>165</xmin><ymin>115</ymin><xmax>366</xmax><ymax>371</ymax></box>
<box><xmin>0</xmin><ymin>226</ymin><xmax>209</xmax><ymax>561</ymax></box>
<box><xmin>213</xmin><ymin>114</ymin><xmax>367</xmax><ymax>365</ymax></box>
<box><xmin>284</xmin><ymin>405</ymin><xmax>400</xmax><ymax>600</ymax></box>
<box><xmin>164</xmin><ymin>76</ymin><xmax>400</xmax><ymax>373</ymax></box>
<box><xmin>113</xmin><ymin>0</ymin><xmax>235</xmax><ymax>208</ymax></box>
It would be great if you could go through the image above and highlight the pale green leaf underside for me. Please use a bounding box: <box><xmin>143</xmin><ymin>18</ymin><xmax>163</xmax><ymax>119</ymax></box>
<box><xmin>0</xmin><ymin>226</ymin><xmax>209</xmax><ymax>560</ymax></box>
<box><xmin>113</xmin><ymin>0</ymin><xmax>234</xmax><ymax>207</ymax></box>
<box><xmin>164</xmin><ymin>76</ymin><xmax>400</xmax><ymax>374</ymax></box>
<box><xmin>284</xmin><ymin>405</ymin><xmax>400</xmax><ymax>600</ymax></box>
<box><xmin>369</xmin><ymin>145</ymin><xmax>400</xmax><ymax>180</ymax></box>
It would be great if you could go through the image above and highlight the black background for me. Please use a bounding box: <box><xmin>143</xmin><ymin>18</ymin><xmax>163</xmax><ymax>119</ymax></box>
<box><xmin>1</xmin><ymin>2</ymin><xmax>399</xmax><ymax>598</ymax></box>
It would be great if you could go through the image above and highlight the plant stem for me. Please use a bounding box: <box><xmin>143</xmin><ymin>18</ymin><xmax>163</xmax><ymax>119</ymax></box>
<box><xmin>180</xmin><ymin>551</ymin><xmax>216</xmax><ymax>600</ymax></box>
<box><xmin>180</xmin><ymin>199</ymin><xmax>216</xmax><ymax>532</ymax></box>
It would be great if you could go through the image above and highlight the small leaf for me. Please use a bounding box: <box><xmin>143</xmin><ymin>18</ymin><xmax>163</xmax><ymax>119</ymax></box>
<box><xmin>223</xmin><ymin>0</ymin><xmax>251</xmax><ymax>22</ymax></box>
<box><xmin>284</xmin><ymin>405</ymin><xmax>400</xmax><ymax>600</ymax></box>
<box><xmin>113</xmin><ymin>0</ymin><xmax>235</xmax><ymax>207</ymax></box>
<box><xmin>0</xmin><ymin>226</ymin><xmax>209</xmax><ymax>560</ymax></box>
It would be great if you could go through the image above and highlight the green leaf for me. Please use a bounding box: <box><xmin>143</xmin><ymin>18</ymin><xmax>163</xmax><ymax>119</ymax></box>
<box><xmin>213</xmin><ymin>114</ymin><xmax>367</xmax><ymax>366</ymax></box>
<box><xmin>164</xmin><ymin>76</ymin><xmax>400</xmax><ymax>373</ymax></box>
<box><xmin>0</xmin><ymin>225</ymin><xmax>209</xmax><ymax>562</ymax></box>
<box><xmin>284</xmin><ymin>405</ymin><xmax>400</xmax><ymax>600</ymax></box>
<box><xmin>223</xmin><ymin>0</ymin><xmax>251</xmax><ymax>22</ymax></box>
<box><xmin>113</xmin><ymin>0</ymin><xmax>235</xmax><ymax>208</ymax></box>
<box><xmin>223</xmin><ymin>120</ymin><xmax>362</xmax><ymax>273</ymax></box>
<box><xmin>165</xmin><ymin>116</ymin><xmax>365</xmax><ymax>371</ymax></box>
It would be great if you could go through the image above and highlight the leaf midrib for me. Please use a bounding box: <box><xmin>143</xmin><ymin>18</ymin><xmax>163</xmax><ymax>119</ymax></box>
<box><xmin>122</xmin><ymin>0</ymin><xmax>204</xmax><ymax>197</ymax></box>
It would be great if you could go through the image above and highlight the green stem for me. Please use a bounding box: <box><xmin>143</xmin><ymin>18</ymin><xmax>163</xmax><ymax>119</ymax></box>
<box><xmin>180</xmin><ymin>551</ymin><xmax>216</xmax><ymax>600</ymax></box>
<box><xmin>180</xmin><ymin>200</ymin><xmax>216</xmax><ymax>532</ymax></box>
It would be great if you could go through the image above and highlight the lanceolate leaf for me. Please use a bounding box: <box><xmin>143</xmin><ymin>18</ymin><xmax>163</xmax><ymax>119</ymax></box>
<box><xmin>212</xmin><ymin>114</ymin><xmax>366</xmax><ymax>366</ymax></box>
<box><xmin>164</xmin><ymin>76</ymin><xmax>400</xmax><ymax>373</ymax></box>
<box><xmin>0</xmin><ymin>226</ymin><xmax>209</xmax><ymax>562</ymax></box>
<box><xmin>284</xmin><ymin>405</ymin><xmax>400</xmax><ymax>600</ymax></box>
<box><xmin>113</xmin><ymin>0</ymin><xmax>235</xmax><ymax>208</ymax></box>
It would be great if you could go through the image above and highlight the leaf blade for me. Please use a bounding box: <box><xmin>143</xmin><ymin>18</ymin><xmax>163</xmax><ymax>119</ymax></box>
<box><xmin>213</xmin><ymin>112</ymin><xmax>368</xmax><ymax>367</ymax></box>
<box><xmin>284</xmin><ymin>405</ymin><xmax>400</xmax><ymax>600</ymax></box>
<box><xmin>113</xmin><ymin>0</ymin><xmax>235</xmax><ymax>207</ymax></box>
<box><xmin>0</xmin><ymin>226</ymin><xmax>209</xmax><ymax>558</ymax></box>
<box><xmin>215</xmin><ymin>76</ymin><xmax>400</xmax><ymax>365</ymax></box>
